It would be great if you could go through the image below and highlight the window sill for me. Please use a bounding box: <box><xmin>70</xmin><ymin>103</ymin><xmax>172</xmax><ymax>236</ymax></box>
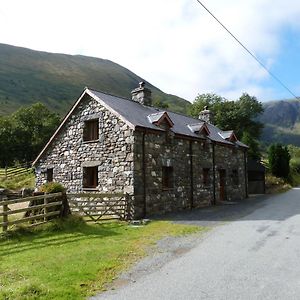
<box><xmin>83</xmin><ymin>140</ymin><xmax>99</xmax><ymax>144</ymax></box>
<box><xmin>82</xmin><ymin>187</ymin><xmax>99</xmax><ymax>191</ymax></box>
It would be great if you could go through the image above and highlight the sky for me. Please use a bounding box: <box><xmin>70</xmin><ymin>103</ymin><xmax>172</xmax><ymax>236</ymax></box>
<box><xmin>0</xmin><ymin>0</ymin><xmax>300</xmax><ymax>103</ymax></box>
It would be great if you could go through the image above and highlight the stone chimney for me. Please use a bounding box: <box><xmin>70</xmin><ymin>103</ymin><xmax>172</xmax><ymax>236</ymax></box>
<box><xmin>131</xmin><ymin>81</ymin><xmax>152</xmax><ymax>106</ymax></box>
<box><xmin>199</xmin><ymin>106</ymin><xmax>214</xmax><ymax>124</ymax></box>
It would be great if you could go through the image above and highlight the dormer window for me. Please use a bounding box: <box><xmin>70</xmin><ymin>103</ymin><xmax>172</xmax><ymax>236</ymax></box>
<box><xmin>219</xmin><ymin>130</ymin><xmax>237</xmax><ymax>142</ymax></box>
<box><xmin>148</xmin><ymin>111</ymin><xmax>174</xmax><ymax>129</ymax></box>
<box><xmin>83</xmin><ymin>119</ymin><xmax>99</xmax><ymax>142</ymax></box>
<box><xmin>188</xmin><ymin>122</ymin><xmax>210</xmax><ymax>136</ymax></box>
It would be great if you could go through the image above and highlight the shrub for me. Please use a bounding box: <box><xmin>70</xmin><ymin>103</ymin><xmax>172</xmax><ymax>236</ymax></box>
<box><xmin>268</xmin><ymin>143</ymin><xmax>291</xmax><ymax>179</ymax></box>
<box><xmin>39</xmin><ymin>182</ymin><xmax>65</xmax><ymax>193</ymax></box>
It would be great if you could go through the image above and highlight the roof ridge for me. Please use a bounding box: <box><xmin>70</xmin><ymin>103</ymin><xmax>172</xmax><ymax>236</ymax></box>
<box><xmin>148</xmin><ymin>111</ymin><xmax>166</xmax><ymax>116</ymax></box>
<box><xmin>89</xmin><ymin>87</ymin><xmax>204</xmax><ymax>119</ymax></box>
<box><xmin>87</xmin><ymin>87</ymin><xmax>133</xmax><ymax>102</ymax></box>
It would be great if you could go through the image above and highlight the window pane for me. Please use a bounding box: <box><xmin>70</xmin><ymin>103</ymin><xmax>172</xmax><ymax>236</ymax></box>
<box><xmin>47</xmin><ymin>168</ymin><xmax>53</xmax><ymax>182</ymax></box>
<box><xmin>162</xmin><ymin>166</ymin><xmax>173</xmax><ymax>189</ymax></box>
<box><xmin>83</xmin><ymin>119</ymin><xmax>99</xmax><ymax>141</ymax></box>
<box><xmin>83</xmin><ymin>166</ymin><xmax>98</xmax><ymax>188</ymax></box>
<box><xmin>203</xmin><ymin>168</ymin><xmax>210</xmax><ymax>185</ymax></box>
<box><xmin>232</xmin><ymin>170</ymin><xmax>239</xmax><ymax>185</ymax></box>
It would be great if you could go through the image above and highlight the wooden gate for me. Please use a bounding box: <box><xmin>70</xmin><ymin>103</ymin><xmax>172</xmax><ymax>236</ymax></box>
<box><xmin>67</xmin><ymin>193</ymin><xmax>132</xmax><ymax>222</ymax></box>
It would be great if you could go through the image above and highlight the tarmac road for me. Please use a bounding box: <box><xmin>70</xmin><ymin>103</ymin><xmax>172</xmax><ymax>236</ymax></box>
<box><xmin>92</xmin><ymin>187</ymin><xmax>300</xmax><ymax>300</ymax></box>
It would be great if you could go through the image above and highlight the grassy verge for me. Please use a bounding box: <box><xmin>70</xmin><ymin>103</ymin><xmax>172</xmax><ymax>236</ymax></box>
<box><xmin>265</xmin><ymin>174</ymin><xmax>291</xmax><ymax>194</ymax></box>
<box><xmin>265</xmin><ymin>171</ymin><xmax>300</xmax><ymax>194</ymax></box>
<box><xmin>0</xmin><ymin>216</ymin><xmax>204</xmax><ymax>300</ymax></box>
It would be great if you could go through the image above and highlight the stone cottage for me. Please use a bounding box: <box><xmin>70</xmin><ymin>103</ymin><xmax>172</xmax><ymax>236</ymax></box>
<box><xmin>33</xmin><ymin>82</ymin><xmax>248</xmax><ymax>218</ymax></box>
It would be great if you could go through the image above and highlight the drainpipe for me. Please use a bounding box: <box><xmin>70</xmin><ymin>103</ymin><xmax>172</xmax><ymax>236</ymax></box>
<box><xmin>244</xmin><ymin>149</ymin><xmax>248</xmax><ymax>198</ymax></box>
<box><xmin>212</xmin><ymin>141</ymin><xmax>216</xmax><ymax>205</ymax></box>
<box><xmin>189</xmin><ymin>141</ymin><xmax>194</xmax><ymax>209</ymax></box>
<box><xmin>142</xmin><ymin>132</ymin><xmax>147</xmax><ymax>217</ymax></box>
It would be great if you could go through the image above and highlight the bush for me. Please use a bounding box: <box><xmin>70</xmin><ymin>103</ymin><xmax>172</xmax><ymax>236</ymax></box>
<box><xmin>268</xmin><ymin>143</ymin><xmax>291</xmax><ymax>179</ymax></box>
<box><xmin>39</xmin><ymin>182</ymin><xmax>65</xmax><ymax>193</ymax></box>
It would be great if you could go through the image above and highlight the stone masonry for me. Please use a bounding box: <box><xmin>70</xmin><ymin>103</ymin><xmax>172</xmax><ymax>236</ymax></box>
<box><xmin>35</xmin><ymin>94</ymin><xmax>135</xmax><ymax>195</ymax></box>
<box><xmin>133</xmin><ymin>131</ymin><xmax>247</xmax><ymax>217</ymax></box>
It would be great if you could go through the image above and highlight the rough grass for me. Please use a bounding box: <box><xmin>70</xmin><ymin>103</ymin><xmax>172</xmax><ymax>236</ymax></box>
<box><xmin>0</xmin><ymin>171</ymin><xmax>35</xmax><ymax>190</ymax></box>
<box><xmin>0</xmin><ymin>216</ymin><xmax>203</xmax><ymax>300</ymax></box>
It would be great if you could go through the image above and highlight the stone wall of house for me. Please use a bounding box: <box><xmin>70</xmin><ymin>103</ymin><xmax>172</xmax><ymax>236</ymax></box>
<box><xmin>35</xmin><ymin>94</ymin><xmax>135</xmax><ymax>195</ymax></box>
<box><xmin>133</xmin><ymin>130</ymin><xmax>247</xmax><ymax>218</ymax></box>
<box><xmin>214</xmin><ymin>144</ymin><xmax>247</xmax><ymax>201</ymax></box>
<box><xmin>191</xmin><ymin>140</ymin><xmax>215</xmax><ymax>207</ymax></box>
<box><xmin>133</xmin><ymin>130</ymin><xmax>191</xmax><ymax>218</ymax></box>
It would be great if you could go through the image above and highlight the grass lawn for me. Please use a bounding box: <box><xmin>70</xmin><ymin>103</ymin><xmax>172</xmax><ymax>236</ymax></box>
<box><xmin>0</xmin><ymin>217</ymin><xmax>204</xmax><ymax>300</ymax></box>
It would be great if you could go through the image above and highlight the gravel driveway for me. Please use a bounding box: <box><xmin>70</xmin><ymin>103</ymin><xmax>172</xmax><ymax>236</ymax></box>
<box><xmin>91</xmin><ymin>189</ymin><xmax>300</xmax><ymax>300</ymax></box>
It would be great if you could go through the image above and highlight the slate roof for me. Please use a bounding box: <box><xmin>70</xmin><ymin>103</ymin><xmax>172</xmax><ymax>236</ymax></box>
<box><xmin>89</xmin><ymin>89</ymin><xmax>248</xmax><ymax>148</ymax></box>
<box><xmin>33</xmin><ymin>87</ymin><xmax>247</xmax><ymax>165</ymax></box>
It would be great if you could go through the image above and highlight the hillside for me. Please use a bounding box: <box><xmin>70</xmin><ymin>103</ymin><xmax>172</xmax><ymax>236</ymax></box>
<box><xmin>260</xmin><ymin>99</ymin><xmax>300</xmax><ymax>146</ymax></box>
<box><xmin>0</xmin><ymin>43</ymin><xmax>191</xmax><ymax>116</ymax></box>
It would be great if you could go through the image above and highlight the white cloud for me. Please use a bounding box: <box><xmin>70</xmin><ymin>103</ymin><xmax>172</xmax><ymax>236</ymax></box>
<box><xmin>1</xmin><ymin>0</ymin><xmax>300</xmax><ymax>102</ymax></box>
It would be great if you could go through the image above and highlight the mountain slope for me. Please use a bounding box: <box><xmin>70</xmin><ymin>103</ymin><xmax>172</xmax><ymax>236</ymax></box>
<box><xmin>0</xmin><ymin>43</ymin><xmax>191</xmax><ymax>115</ymax></box>
<box><xmin>260</xmin><ymin>99</ymin><xmax>300</xmax><ymax>146</ymax></box>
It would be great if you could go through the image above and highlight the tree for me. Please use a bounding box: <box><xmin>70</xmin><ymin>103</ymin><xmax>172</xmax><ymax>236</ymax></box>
<box><xmin>189</xmin><ymin>93</ymin><xmax>224</xmax><ymax>119</ymax></box>
<box><xmin>268</xmin><ymin>143</ymin><xmax>291</xmax><ymax>179</ymax></box>
<box><xmin>189</xmin><ymin>92</ymin><xmax>264</xmax><ymax>158</ymax></box>
<box><xmin>236</xmin><ymin>93</ymin><xmax>264</xmax><ymax>139</ymax></box>
<box><xmin>241</xmin><ymin>132</ymin><xmax>261</xmax><ymax>161</ymax></box>
<box><xmin>0</xmin><ymin>103</ymin><xmax>60</xmax><ymax>167</ymax></box>
<box><xmin>153</xmin><ymin>98</ymin><xmax>169</xmax><ymax>109</ymax></box>
<box><xmin>12</xmin><ymin>103</ymin><xmax>60</xmax><ymax>162</ymax></box>
<box><xmin>0</xmin><ymin>116</ymin><xmax>16</xmax><ymax>167</ymax></box>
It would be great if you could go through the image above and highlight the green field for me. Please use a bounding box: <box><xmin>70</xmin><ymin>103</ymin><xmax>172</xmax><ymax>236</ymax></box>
<box><xmin>0</xmin><ymin>217</ymin><xmax>203</xmax><ymax>300</ymax></box>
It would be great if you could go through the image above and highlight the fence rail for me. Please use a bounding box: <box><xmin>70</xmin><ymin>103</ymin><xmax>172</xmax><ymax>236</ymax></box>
<box><xmin>0</xmin><ymin>192</ymin><xmax>66</xmax><ymax>232</ymax></box>
<box><xmin>0</xmin><ymin>162</ymin><xmax>33</xmax><ymax>180</ymax></box>
<box><xmin>67</xmin><ymin>193</ymin><xmax>132</xmax><ymax>222</ymax></box>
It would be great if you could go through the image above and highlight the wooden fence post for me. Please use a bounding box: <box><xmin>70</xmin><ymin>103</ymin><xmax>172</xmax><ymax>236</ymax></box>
<box><xmin>60</xmin><ymin>192</ymin><xmax>71</xmax><ymax>217</ymax></box>
<box><xmin>3</xmin><ymin>203</ymin><xmax>8</xmax><ymax>232</ymax></box>
<box><xmin>44</xmin><ymin>196</ymin><xmax>48</xmax><ymax>222</ymax></box>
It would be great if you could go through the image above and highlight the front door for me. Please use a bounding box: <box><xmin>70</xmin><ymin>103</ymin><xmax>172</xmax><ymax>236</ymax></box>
<box><xmin>219</xmin><ymin>169</ymin><xmax>226</xmax><ymax>201</ymax></box>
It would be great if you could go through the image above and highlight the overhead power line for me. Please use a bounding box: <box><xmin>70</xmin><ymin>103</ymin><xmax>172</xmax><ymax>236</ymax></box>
<box><xmin>195</xmin><ymin>0</ymin><xmax>299</xmax><ymax>99</ymax></box>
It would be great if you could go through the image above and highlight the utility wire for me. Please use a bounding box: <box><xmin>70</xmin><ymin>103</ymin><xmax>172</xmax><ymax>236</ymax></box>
<box><xmin>195</xmin><ymin>0</ymin><xmax>299</xmax><ymax>99</ymax></box>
